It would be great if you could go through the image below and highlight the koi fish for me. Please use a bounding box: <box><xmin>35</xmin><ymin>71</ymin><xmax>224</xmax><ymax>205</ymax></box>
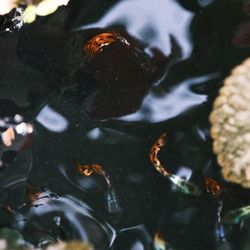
<box><xmin>205</xmin><ymin>178</ymin><xmax>226</xmax><ymax>242</ymax></box>
<box><xmin>205</xmin><ymin>177</ymin><xmax>222</xmax><ymax>199</ymax></box>
<box><xmin>215</xmin><ymin>199</ymin><xmax>226</xmax><ymax>243</ymax></box>
<box><xmin>150</xmin><ymin>132</ymin><xmax>169</xmax><ymax>177</ymax></box>
<box><xmin>77</xmin><ymin>163</ymin><xmax>111</xmax><ymax>188</ymax></box>
<box><xmin>26</xmin><ymin>185</ymin><xmax>59</xmax><ymax>207</ymax></box>
<box><xmin>169</xmin><ymin>174</ymin><xmax>201</xmax><ymax>196</ymax></box>
<box><xmin>215</xmin><ymin>221</ymin><xmax>226</xmax><ymax>243</ymax></box>
<box><xmin>150</xmin><ymin>132</ymin><xmax>201</xmax><ymax>196</ymax></box>
<box><xmin>222</xmin><ymin>205</ymin><xmax>250</xmax><ymax>224</ymax></box>
<box><xmin>77</xmin><ymin>163</ymin><xmax>121</xmax><ymax>214</ymax></box>
<box><xmin>84</xmin><ymin>32</ymin><xmax>130</xmax><ymax>58</ymax></box>
<box><xmin>106</xmin><ymin>188</ymin><xmax>121</xmax><ymax>214</ymax></box>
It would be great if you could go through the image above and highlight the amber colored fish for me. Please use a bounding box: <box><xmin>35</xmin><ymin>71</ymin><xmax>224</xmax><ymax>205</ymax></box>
<box><xmin>204</xmin><ymin>178</ymin><xmax>226</xmax><ymax>242</ymax></box>
<box><xmin>205</xmin><ymin>177</ymin><xmax>222</xmax><ymax>199</ymax></box>
<box><xmin>106</xmin><ymin>188</ymin><xmax>121</xmax><ymax>214</ymax></box>
<box><xmin>26</xmin><ymin>184</ymin><xmax>41</xmax><ymax>205</ymax></box>
<box><xmin>222</xmin><ymin>205</ymin><xmax>250</xmax><ymax>224</ymax></box>
<box><xmin>84</xmin><ymin>32</ymin><xmax>130</xmax><ymax>57</ymax></box>
<box><xmin>150</xmin><ymin>132</ymin><xmax>201</xmax><ymax>196</ymax></box>
<box><xmin>77</xmin><ymin>163</ymin><xmax>111</xmax><ymax>188</ymax></box>
<box><xmin>77</xmin><ymin>163</ymin><xmax>105</xmax><ymax>176</ymax></box>
<box><xmin>77</xmin><ymin>163</ymin><xmax>120</xmax><ymax>213</ymax></box>
<box><xmin>169</xmin><ymin>174</ymin><xmax>201</xmax><ymax>196</ymax></box>
<box><xmin>26</xmin><ymin>185</ymin><xmax>58</xmax><ymax>207</ymax></box>
<box><xmin>150</xmin><ymin>132</ymin><xmax>169</xmax><ymax>177</ymax></box>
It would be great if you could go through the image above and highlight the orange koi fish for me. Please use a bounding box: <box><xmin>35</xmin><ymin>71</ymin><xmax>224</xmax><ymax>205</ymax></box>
<box><xmin>84</xmin><ymin>32</ymin><xmax>130</xmax><ymax>58</ymax></box>
<box><xmin>150</xmin><ymin>132</ymin><xmax>201</xmax><ymax>196</ymax></box>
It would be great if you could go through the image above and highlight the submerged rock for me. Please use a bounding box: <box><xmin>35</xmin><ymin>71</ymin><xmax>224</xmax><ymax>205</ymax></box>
<box><xmin>0</xmin><ymin>228</ymin><xmax>93</xmax><ymax>250</ymax></box>
<box><xmin>46</xmin><ymin>241</ymin><xmax>93</xmax><ymax>250</ymax></box>
<box><xmin>210</xmin><ymin>58</ymin><xmax>250</xmax><ymax>188</ymax></box>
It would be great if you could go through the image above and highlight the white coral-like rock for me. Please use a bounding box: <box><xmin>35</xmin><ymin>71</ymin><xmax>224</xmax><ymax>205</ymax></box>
<box><xmin>23</xmin><ymin>0</ymin><xmax>69</xmax><ymax>23</ymax></box>
<box><xmin>210</xmin><ymin>58</ymin><xmax>250</xmax><ymax>188</ymax></box>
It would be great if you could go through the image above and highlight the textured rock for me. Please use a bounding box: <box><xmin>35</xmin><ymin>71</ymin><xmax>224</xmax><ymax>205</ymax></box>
<box><xmin>210</xmin><ymin>58</ymin><xmax>250</xmax><ymax>188</ymax></box>
<box><xmin>46</xmin><ymin>241</ymin><xmax>93</xmax><ymax>250</ymax></box>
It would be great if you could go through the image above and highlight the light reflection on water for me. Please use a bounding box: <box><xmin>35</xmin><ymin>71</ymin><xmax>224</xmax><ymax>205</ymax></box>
<box><xmin>119</xmin><ymin>73</ymin><xmax>219</xmax><ymax>123</ymax></box>
<box><xmin>0</xmin><ymin>0</ymin><xmax>249</xmax><ymax>249</ymax></box>
<box><xmin>36</xmin><ymin>105</ymin><xmax>68</xmax><ymax>133</ymax></box>
<box><xmin>17</xmin><ymin>195</ymin><xmax>116</xmax><ymax>249</ymax></box>
<box><xmin>197</xmin><ymin>0</ymin><xmax>215</xmax><ymax>7</ymax></box>
<box><xmin>112</xmin><ymin>224</ymin><xmax>152</xmax><ymax>250</ymax></box>
<box><xmin>86</xmin><ymin>127</ymin><xmax>136</xmax><ymax>144</ymax></box>
<box><xmin>80</xmin><ymin>0</ymin><xmax>194</xmax><ymax>58</ymax></box>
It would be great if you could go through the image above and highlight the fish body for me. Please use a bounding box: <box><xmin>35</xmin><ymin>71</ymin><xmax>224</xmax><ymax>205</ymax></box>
<box><xmin>169</xmin><ymin>174</ymin><xmax>201</xmax><ymax>196</ymax></box>
<box><xmin>222</xmin><ymin>205</ymin><xmax>250</xmax><ymax>224</ymax></box>
<box><xmin>84</xmin><ymin>32</ymin><xmax>130</xmax><ymax>58</ymax></box>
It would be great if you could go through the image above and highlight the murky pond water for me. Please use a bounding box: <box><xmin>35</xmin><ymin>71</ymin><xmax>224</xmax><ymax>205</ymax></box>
<box><xmin>1</xmin><ymin>0</ymin><xmax>250</xmax><ymax>249</ymax></box>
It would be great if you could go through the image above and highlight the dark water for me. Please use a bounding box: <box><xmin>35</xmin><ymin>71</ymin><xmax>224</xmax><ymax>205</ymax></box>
<box><xmin>1</xmin><ymin>0</ymin><xmax>250</xmax><ymax>249</ymax></box>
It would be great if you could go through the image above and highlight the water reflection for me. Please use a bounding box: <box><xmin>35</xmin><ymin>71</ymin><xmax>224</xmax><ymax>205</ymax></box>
<box><xmin>22</xmin><ymin>196</ymin><xmax>116</xmax><ymax>249</ymax></box>
<box><xmin>112</xmin><ymin>224</ymin><xmax>151</xmax><ymax>250</ymax></box>
<box><xmin>79</xmin><ymin>27</ymin><xmax>167</xmax><ymax>119</ymax></box>
<box><xmin>0</xmin><ymin>150</ymin><xmax>32</xmax><ymax>190</ymax></box>
<box><xmin>36</xmin><ymin>105</ymin><xmax>68</xmax><ymax>133</ymax></box>
<box><xmin>0</xmin><ymin>1</ymin><xmax>248</xmax><ymax>249</ymax></box>
<box><xmin>197</xmin><ymin>0</ymin><xmax>215</xmax><ymax>7</ymax></box>
<box><xmin>119</xmin><ymin>73</ymin><xmax>219</xmax><ymax>122</ymax></box>
<box><xmin>86</xmin><ymin>128</ymin><xmax>136</xmax><ymax>144</ymax></box>
<box><xmin>80</xmin><ymin>0</ymin><xmax>194</xmax><ymax>59</ymax></box>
